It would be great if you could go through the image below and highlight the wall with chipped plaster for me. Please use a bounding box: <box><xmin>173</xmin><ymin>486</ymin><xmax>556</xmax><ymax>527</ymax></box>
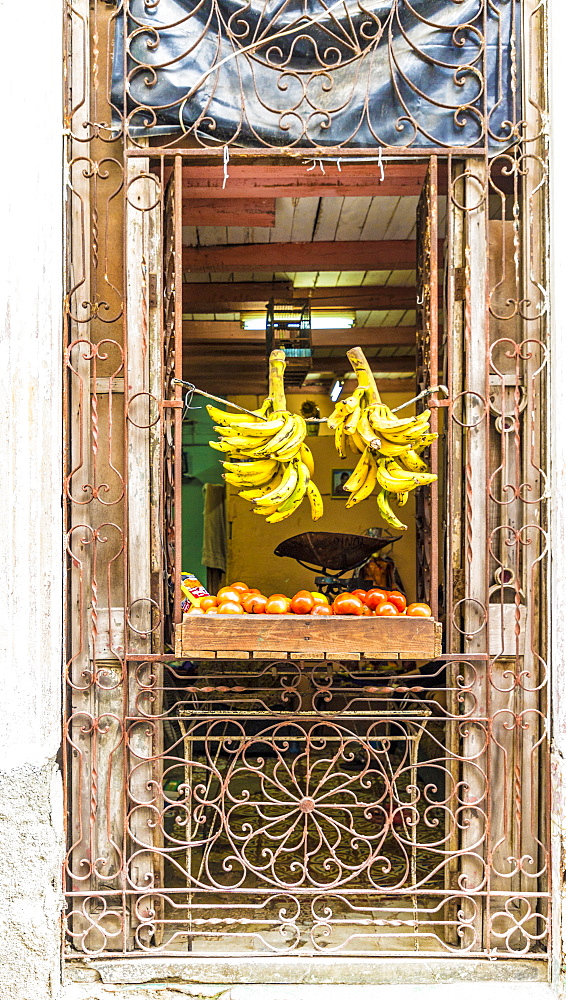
<box><xmin>0</xmin><ymin>0</ymin><xmax>64</xmax><ymax>995</ymax></box>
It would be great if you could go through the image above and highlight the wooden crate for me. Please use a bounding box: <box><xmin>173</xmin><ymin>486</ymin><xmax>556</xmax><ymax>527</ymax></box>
<box><xmin>174</xmin><ymin>614</ymin><xmax>442</xmax><ymax>661</ymax></box>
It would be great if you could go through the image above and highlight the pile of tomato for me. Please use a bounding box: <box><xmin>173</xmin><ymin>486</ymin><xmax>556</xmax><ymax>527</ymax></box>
<box><xmin>185</xmin><ymin>581</ymin><xmax>432</xmax><ymax>618</ymax></box>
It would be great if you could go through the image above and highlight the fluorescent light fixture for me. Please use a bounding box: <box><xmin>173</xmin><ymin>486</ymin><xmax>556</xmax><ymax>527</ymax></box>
<box><xmin>330</xmin><ymin>379</ymin><xmax>344</xmax><ymax>402</ymax></box>
<box><xmin>241</xmin><ymin>312</ymin><xmax>356</xmax><ymax>331</ymax></box>
<box><xmin>241</xmin><ymin>315</ymin><xmax>269</xmax><ymax>331</ymax></box>
<box><xmin>311</xmin><ymin>314</ymin><xmax>355</xmax><ymax>330</ymax></box>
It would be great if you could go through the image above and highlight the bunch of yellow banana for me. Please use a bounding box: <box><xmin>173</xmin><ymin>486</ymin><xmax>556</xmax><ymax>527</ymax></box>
<box><xmin>207</xmin><ymin>350</ymin><xmax>324</xmax><ymax>524</ymax></box>
<box><xmin>327</xmin><ymin>347</ymin><xmax>438</xmax><ymax>531</ymax></box>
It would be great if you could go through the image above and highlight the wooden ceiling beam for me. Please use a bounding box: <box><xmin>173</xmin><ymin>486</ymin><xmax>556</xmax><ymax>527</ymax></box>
<box><xmin>183</xmin><ymin>240</ymin><xmax>423</xmax><ymax>273</ymax></box>
<box><xmin>182</xmin><ymin>322</ymin><xmax>417</xmax><ymax>346</ymax></box>
<box><xmin>183</xmin><ymin>281</ymin><xmax>292</xmax><ymax>306</ymax></box>
<box><xmin>183</xmin><ymin>198</ymin><xmax>276</xmax><ymax>227</ymax></box>
<box><xmin>177</xmin><ymin>162</ymin><xmax>428</xmax><ymax>199</ymax></box>
<box><xmin>183</xmin><ymin>282</ymin><xmax>418</xmax><ymax>312</ymax></box>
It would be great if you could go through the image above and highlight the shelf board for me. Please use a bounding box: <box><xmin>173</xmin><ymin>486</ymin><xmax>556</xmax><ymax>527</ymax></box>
<box><xmin>174</xmin><ymin>614</ymin><xmax>441</xmax><ymax>661</ymax></box>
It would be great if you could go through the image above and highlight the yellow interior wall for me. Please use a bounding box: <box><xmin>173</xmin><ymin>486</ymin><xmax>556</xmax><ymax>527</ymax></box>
<box><xmin>223</xmin><ymin>391</ymin><xmax>418</xmax><ymax>600</ymax></box>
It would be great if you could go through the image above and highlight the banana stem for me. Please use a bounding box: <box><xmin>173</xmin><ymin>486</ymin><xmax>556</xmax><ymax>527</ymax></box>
<box><xmin>269</xmin><ymin>349</ymin><xmax>287</xmax><ymax>412</ymax></box>
<box><xmin>347</xmin><ymin>347</ymin><xmax>381</xmax><ymax>404</ymax></box>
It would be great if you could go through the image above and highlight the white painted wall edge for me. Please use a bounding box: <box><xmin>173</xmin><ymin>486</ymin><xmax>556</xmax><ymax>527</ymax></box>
<box><xmin>0</xmin><ymin>0</ymin><xmax>65</xmax><ymax>995</ymax></box>
<box><xmin>0</xmin><ymin>0</ymin><xmax>63</xmax><ymax>768</ymax></box>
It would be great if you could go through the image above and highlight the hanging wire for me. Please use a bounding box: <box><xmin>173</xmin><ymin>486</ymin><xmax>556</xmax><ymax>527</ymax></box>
<box><xmin>172</xmin><ymin>380</ymin><xmax>449</xmax><ymax>422</ymax></box>
<box><xmin>172</xmin><ymin>379</ymin><xmax>270</xmax><ymax>420</ymax></box>
<box><xmin>181</xmin><ymin>385</ymin><xmax>201</xmax><ymax>422</ymax></box>
<box><xmin>222</xmin><ymin>145</ymin><xmax>230</xmax><ymax>189</ymax></box>
<box><xmin>391</xmin><ymin>384</ymin><xmax>449</xmax><ymax>413</ymax></box>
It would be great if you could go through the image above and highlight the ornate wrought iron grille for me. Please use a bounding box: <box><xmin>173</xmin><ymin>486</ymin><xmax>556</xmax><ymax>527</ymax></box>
<box><xmin>114</xmin><ymin>0</ymin><xmax>522</xmax><ymax>152</ymax></box>
<box><xmin>63</xmin><ymin>0</ymin><xmax>550</xmax><ymax>962</ymax></box>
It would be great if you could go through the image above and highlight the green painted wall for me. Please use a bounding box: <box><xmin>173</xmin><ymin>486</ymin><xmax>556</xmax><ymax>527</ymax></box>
<box><xmin>181</xmin><ymin>408</ymin><xmax>224</xmax><ymax>582</ymax></box>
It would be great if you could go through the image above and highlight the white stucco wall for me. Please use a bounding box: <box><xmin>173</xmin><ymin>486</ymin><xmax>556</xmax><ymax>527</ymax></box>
<box><xmin>0</xmin><ymin>0</ymin><xmax>64</xmax><ymax>996</ymax></box>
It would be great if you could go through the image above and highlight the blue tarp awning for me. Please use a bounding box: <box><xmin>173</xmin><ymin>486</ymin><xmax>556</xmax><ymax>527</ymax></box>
<box><xmin>113</xmin><ymin>0</ymin><xmax>521</xmax><ymax>152</ymax></box>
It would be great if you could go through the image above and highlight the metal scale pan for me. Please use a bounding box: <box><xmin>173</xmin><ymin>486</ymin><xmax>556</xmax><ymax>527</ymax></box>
<box><xmin>274</xmin><ymin>530</ymin><xmax>401</xmax><ymax>597</ymax></box>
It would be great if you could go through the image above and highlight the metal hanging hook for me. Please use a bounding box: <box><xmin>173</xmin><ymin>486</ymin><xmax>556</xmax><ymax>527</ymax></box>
<box><xmin>391</xmin><ymin>384</ymin><xmax>449</xmax><ymax>413</ymax></box>
<box><xmin>172</xmin><ymin>379</ymin><xmax>270</xmax><ymax>420</ymax></box>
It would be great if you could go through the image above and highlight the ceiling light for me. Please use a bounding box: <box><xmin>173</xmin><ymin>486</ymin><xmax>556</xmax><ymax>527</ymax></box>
<box><xmin>311</xmin><ymin>314</ymin><xmax>355</xmax><ymax>330</ymax></box>
<box><xmin>241</xmin><ymin>312</ymin><xmax>356</xmax><ymax>331</ymax></box>
<box><xmin>329</xmin><ymin>379</ymin><xmax>344</xmax><ymax>402</ymax></box>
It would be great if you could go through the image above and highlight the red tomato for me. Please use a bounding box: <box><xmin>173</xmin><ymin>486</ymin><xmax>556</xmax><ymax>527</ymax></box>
<box><xmin>217</xmin><ymin>586</ymin><xmax>244</xmax><ymax>604</ymax></box>
<box><xmin>310</xmin><ymin>592</ymin><xmax>330</xmax><ymax>606</ymax></box>
<box><xmin>311</xmin><ymin>604</ymin><xmax>333</xmax><ymax>616</ymax></box>
<box><xmin>199</xmin><ymin>596</ymin><xmax>218</xmax><ymax>612</ymax></box>
<box><xmin>351</xmin><ymin>589</ymin><xmax>370</xmax><ymax>605</ymax></box>
<box><xmin>374</xmin><ymin>601</ymin><xmax>399</xmax><ymax>616</ymax></box>
<box><xmin>265</xmin><ymin>596</ymin><xmax>291</xmax><ymax>614</ymax></box>
<box><xmin>217</xmin><ymin>600</ymin><xmax>244</xmax><ymax>614</ymax></box>
<box><xmin>246</xmin><ymin>588</ymin><xmax>261</xmax><ymax>595</ymax></box>
<box><xmin>406</xmin><ymin>602</ymin><xmax>433</xmax><ymax>618</ymax></box>
<box><xmin>290</xmin><ymin>590</ymin><xmax>315</xmax><ymax>615</ymax></box>
<box><xmin>230</xmin><ymin>581</ymin><xmax>250</xmax><ymax>594</ymax></box>
<box><xmin>365</xmin><ymin>588</ymin><xmax>389</xmax><ymax>610</ymax></box>
<box><xmin>241</xmin><ymin>592</ymin><xmax>267</xmax><ymax>614</ymax></box>
<box><xmin>332</xmin><ymin>593</ymin><xmax>365</xmax><ymax>616</ymax></box>
<box><xmin>387</xmin><ymin>590</ymin><xmax>407</xmax><ymax>613</ymax></box>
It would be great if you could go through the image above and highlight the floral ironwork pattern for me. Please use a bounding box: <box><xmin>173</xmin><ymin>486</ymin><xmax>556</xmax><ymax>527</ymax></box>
<box><xmin>116</xmin><ymin>0</ymin><xmax>522</xmax><ymax>150</ymax></box>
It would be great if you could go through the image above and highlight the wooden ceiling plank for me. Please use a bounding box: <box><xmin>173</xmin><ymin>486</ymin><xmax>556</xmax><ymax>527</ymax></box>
<box><xmin>337</xmin><ymin>270</ymin><xmax>367</xmax><ymax>286</ymax></box>
<box><xmin>271</xmin><ymin>198</ymin><xmax>295</xmax><ymax>243</ymax></box>
<box><xmin>291</xmin><ymin>195</ymin><xmax>320</xmax><ymax>243</ymax></box>
<box><xmin>182</xmin><ymin>225</ymin><xmax>198</xmax><ymax>246</ymax></box>
<box><xmin>225</xmin><ymin>227</ymin><xmax>253</xmax><ymax>244</ymax></box>
<box><xmin>182</xmin><ymin>239</ymin><xmax>423</xmax><ymax>272</ymax></box>
<box><xmin>385</xmin><ymin>269</ymin><xmax>416</xmax><ymax>287</ymax></box>
<box><xmin>313</xmin><ymin>197</ymin><xmax>344</xmax><ymax>242</ymax></box>
<box><xmin>293</xmin><ymin>272</ymin><xmax>319</xmax><ymax>288</ymax></box>
<box><xmin>335</xmin><ymin>196</ymin><xmax>373</xmax><ymax>241</ymax></box>
<box><xmin>197</xmin><ymin>225</ymin><xmax>228</xmax><ymax>247</ymax></box>
<box><xmin>383</xmin><ymin>197</ymin><xmax>419</xmax><ymax>241</ymax></box>
<box><xmin>360</xmin><ymin>197</ymin><xmax>398</xmax><ymax>241</ymax></box>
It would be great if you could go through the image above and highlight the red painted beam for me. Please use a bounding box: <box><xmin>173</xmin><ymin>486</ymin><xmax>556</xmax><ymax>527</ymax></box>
<box><xmin>182</xmin><ymin>240</ymin><xmax>420</xmax><ymax>273</ymax></box>
<box><xmin>183</xmin><ymin>282</ymin><xmax>417</xmax><ymax>312</ymax></box>
<box><xmin>176</xmin><ymin>162</ymin><xmax>428</xmax><ymax>199</ymax></box>
<box><xmin>183</xmin><ymin>198</ymin><xmax>276</xmax><ymax>227</ymax></box>
<box><xmin>182</xmin><ymin>322</ymin><xmax>416</xmax><ymax>346</ymax></box>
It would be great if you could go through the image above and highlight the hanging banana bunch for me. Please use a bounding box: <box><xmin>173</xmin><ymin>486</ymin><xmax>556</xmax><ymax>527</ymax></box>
<box><xmin>207</xmin><ymin>349</ymin><xmax>323</xmax><ymax>523</ymax></box>
<box><xmin>327</xmin><ymin>347</ymin><xmax>437</xmax><ymax>531</ymax></box>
